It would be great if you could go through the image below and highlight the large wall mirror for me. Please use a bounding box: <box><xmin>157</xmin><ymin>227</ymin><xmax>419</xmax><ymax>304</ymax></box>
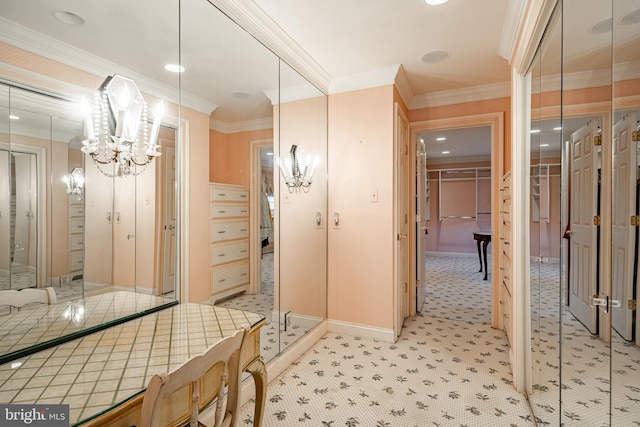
<box><xmin>528</xmin><ymin>0</ymin><xmax>640</xmax><ymax>424</ymax></box>
<box><xmin>0</xmin><ymin>0</ymin><xmax>328</xmax><ymax>365</ymax></box>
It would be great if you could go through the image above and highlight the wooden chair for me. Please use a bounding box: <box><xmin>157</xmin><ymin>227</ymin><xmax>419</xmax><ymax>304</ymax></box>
<box><xmin>140</xmin><ymin>328</ymin><xmax>246</xmax><ymax>427</ymax></box>
<box><xmin>0</xmin><ymin>287</ymin><xmax>57</xmax><ymax>311</ymax></box>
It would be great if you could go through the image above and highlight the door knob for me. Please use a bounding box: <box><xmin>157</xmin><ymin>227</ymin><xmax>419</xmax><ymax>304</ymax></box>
<box><xmin>397</xmin><ymin>233</ymin><xmax>407</xmax><ymax>240</ymax></box>
<box><xmin>166</xmin><ymin>224</ymin><xmax>175</xmax><ymax>230</ymax></box>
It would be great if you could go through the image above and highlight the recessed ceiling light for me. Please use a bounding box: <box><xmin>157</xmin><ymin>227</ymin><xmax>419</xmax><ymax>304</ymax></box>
<box><xmin>530</xmin><ymin>129</ymin><xmax>541</xmax><ymax>134</ymax></box>
<box><xmin>425</xmin><ymin>0</ymin><xmax>450</xmax><ymax>5</ymax></box>
<box><xmin>52</xmin><ymin>10</ymin><xmax>85</xmax><ymax>26</ymax></box>
<box><xmin>266</xmin><ymin>152</ymin><xmax>273</xmax><ymax>156</ymax></box>
<box><xmin>436</xmin><ymin>137</ymin><xmax>447</xmax><ymax>141</ymax></box>
<box><xmin>421</xmin><ymin>50</ymin><xmax>450</xmax><ymax>64</ymax></box>
<box><xmin>9</xmin><ymin>115</ymin><xmax>19</xmax><ymax>120</ymax></box>
<box><xmin>553</xmin><ymin>126</ymin><xmax>562</xmax><ymax>131</ymax></box>
<box><xmin>540</xmin><ymin>143</ymin><xmax>550</xmax><ymax>147</ymax></box>
<box><xmin>231</xmin><ymin>91</ymin><xmax>251</xmax><ymax>99</ymax></box>
<box><xmin>164</xmin><ymin>64</ymin><xmax>185</xmax><ymax>73</ymax></box>
<box><xmin>590</xmin><ymin>18</ymin><xmax>612</xmax><ymax>34</ymax></box>
<box><xmin>442</xmin><ymin>151</ymin><xmax>450</xmax><ymax>154</ymax></box>
<box><xmin>620</xmin><ymin>9</ymin><xmax>640</xmax><ymax>25</ymax></box>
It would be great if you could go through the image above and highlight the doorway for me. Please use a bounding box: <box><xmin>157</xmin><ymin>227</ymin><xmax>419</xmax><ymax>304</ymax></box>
<box><xmin>411</xmin><ymin>113</ymin><xmax>503</xmax><ymax>328</ymax></box>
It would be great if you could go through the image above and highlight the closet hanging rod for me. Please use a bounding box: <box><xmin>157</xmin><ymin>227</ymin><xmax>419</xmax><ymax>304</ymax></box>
<box><xmin>440</xmin><ymin>215</ymin><xmax>476</xmax><ymax>220</ymax></box>
<box><xmin>427</xmin><ymin>166</ymin><xmax>491</xmax><ymax>173</ymax></box>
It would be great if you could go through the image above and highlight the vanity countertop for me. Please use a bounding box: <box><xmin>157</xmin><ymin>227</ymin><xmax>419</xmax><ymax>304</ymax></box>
<box><xmin>0</xmin><ymin>291</ymin><xmax>177</xmax><ymax>365</ymax></box>
<box><xmin>0</xmin><ymin>302</ymin><xmax>265</xmax><ymax>425</ymax></box>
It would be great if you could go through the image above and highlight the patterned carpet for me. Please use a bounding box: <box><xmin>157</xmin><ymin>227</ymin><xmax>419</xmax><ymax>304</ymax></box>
<box><xmin>238</xmin><ymin>254</ymin><xmax>640</xmax><ymax>426</ymax></box>
<box><xmin>239</xmin><ymin>254</ymin><xmax>537</xmax><ymax>426</ymax></box>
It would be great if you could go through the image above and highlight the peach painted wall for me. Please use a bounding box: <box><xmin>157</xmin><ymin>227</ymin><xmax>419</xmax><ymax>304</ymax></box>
<box><xmin>529</xmin><ymin>162</ymin><xmax>561</xmax><ymax>259</ymax></box>
<box><xmin>209</xmin><ymin>128</ymin><xmax>273</xmax><ymax>185</ymax></box>
<box><xmin>328</xmin><ymin>85</ymin><xmax>395</xmax><ymax>331</ymax></box>
<box><xmin>425</xmin><ymin>160</ymin><xmax>492</xmax><ymax>255</ymax></box>
<box><xmin>275</xmin><ymin>95</ymin><xmax>328</xmax><ymax>320</ymax></box>
<box><xmin>408</xmin><ymin>97</ymin><xmax>511</xmax><ymax>173</ymax></box>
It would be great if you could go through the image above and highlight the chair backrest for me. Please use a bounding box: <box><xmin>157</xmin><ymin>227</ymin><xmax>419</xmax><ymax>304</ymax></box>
<box><xmin>140</xmin><ymin>328</ymin><xmax>246</xmax><ymax>427</ymax></box>
<box><xmin>0</xmin><ymin>287</ymin><xmax>57</xmax><ymax>310</ymax></box>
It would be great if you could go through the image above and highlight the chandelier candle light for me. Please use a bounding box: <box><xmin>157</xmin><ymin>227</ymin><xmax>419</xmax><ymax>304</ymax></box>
<box><xmin>81</xmin><ymin>74</ymin><xmax>163</xmax><ymax>177</ymax></box>
<box><xmin>278</xmin><ymin>144</ymin><xmax>319</xmax><ymax>190</ymax></box>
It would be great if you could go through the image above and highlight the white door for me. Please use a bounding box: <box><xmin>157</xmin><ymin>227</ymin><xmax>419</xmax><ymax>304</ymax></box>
<box><xmin>415</xmin><ymin>138</ymin><xmax>426</xmax><ymax>313</ymax></box>
<box><xmin>612</xmin><ymin>114</ymin><xmax>636</xmax><ymax>341</ymax></box>
<box><xmin>12</xmin><ymin>153</ymin><xmax>35</xmax><ymax>270</ymax></box>
<box><xmin>569</xmin><ymin>121</ymin><xmax>600</xmax><ymax>333</ymax></box>
<box><xmin>394</xmin><ymin>103</ymin><xmax>409</xmax><ymax>337</ymax></box>
<box><xmin>162</xmin><ymin>145</ymin><xmax>176</xmax><ymax>294</ymax></box>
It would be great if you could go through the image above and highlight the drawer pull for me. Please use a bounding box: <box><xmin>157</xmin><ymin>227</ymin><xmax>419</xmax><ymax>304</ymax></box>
<box><xmin>240</xmin><ymin>194</ymin><xmax>247</xmax><ymax>198</ymax></box>
<box><xmin>241</xmin><ymin>273</ymin><xmax>247</xmax><ymax>276</ymax></box>
<box><xmin>218</xmin><ymin>278</ymin><xmax>226</xmax><ymax>283</ymax></box>
<box><xmin>218</xmin><ymin>210</ymin><xmax>227</xmax><ymax>214</ymax></box>
<box><xmin>240</xmin><ymin>228</ymin><xmax>247</xmax><ymax>232</ymax></box>
<box><xmin>218</xmin><ymin>253</ymin><xmax>226</xmax><ymax>257</ymax></box>
<box><xmin>218</xmin><ymin>230</ymin><xmax>226</xmax><ymax>234</ymax></box>
<box><xmin>503</xmin><ymin>275</ymin><xmax>510</xmax><ymax>280</ymax></box>
<box><xmin>499</xmin><ymin>300</ymin><xmax>504</xmax><ymax>305</ymax></box>
<box><xmin>504</xmin><ymin>314</ymin><xmax>509</xmax><ymax>319</ymax></box>
<box><xmin>240</xmin><ymin>250</ymin><xmax>247</xmax><ymax>253</ymax></box>
<box><xmin>218</xmin><ymin>193</ymin><xmax>226</xmax><ymax>197</ymax></box>
<box><xmin>240</xmin><ymin>210</ymin><xmax>248</xmax><ymax>213</ymax></box>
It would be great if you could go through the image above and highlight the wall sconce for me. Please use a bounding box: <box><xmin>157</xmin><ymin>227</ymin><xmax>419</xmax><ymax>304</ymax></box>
<box><xmin>81</xmin><ymin>74</ymin><xmax>163</xmax><ymax>177</ymax></box>
<box><xmin>63</xmin><ymin>167</ymin><xmax>84</xmax><ymax>200</ymax></box>
<box><xmin>278</xmin><ymin>145</ymin><xmax>319</xmax><ymax>191</ymax></box>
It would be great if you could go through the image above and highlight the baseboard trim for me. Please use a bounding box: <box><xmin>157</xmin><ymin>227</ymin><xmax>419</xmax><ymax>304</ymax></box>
<box><xmin>327</xmin><ymin>319</ymin><xmax>396</xmax><ymax>343</ymax></box>
<box><xmin>426</xmin><ymin>251</ymin><xmax>491</xmax><ymax>259</ymax></box>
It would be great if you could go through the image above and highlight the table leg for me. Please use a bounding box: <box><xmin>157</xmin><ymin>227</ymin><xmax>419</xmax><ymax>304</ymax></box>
<box><xmin>476</xmin><ymin>239</ymin><xmax>483</xmax><ymax>272</ymax></box>
<box><xmin>482</xmin><ymin>241</ymin><xmax>489</xmax><ymax>280</ymax></box>
<box><xmin>245</xmin><ymin>356</ymin><xmax>268</xmax><ymax>426</ymax></box>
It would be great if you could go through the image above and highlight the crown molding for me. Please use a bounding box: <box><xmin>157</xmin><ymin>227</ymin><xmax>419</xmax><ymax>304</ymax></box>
<box><xmin>499</xmin><ymin>0</ymin><xmax>526</xmax><ymax>61</ymax></box>
<box><xmin>409</xmin><ymin>81</ymin><xmax>511</xmax><ymax>109</ymax></box>
<box><xmin>329</xmin><ymin>64</ymin><xmax>401</xmax><ymax>95</ymax></box>
<box><xmin>394</xmin><ymin>65</ymin><xmax>414</xmax><ymax>108</ymax></box>
<box><xmin>210</xmin><ymin>117</ymin><xmax>273</xmax><ymax>134</ymax></box>
<box><xmin>209</xmin><ymin>0</ymin><xmax>331</xmax><ymax>95</ymax></box>
<box><xmin>0</xmin><ymin>17</ymin><xmax>217</xmax><ymax>115</ymax></box>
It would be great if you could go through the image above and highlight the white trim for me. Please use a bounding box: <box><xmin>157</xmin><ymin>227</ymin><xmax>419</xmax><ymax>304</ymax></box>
<box><xmin>394</xmin><ymin>65</ymin><xmax>414</xmax><ymax>109</ymax></box>
<box><xmin>327</xmin><ymin>319</ymin><xmax>396</xmax><ymax>343</ymax></box>
<box><xmin>210</xmin><ymin>117</ymin><xmax>273</xmax><ymax>134</ymax></box>
<box><xmin>499</xmin><ymin>0</ymin><xmax>526</xmax><ymax>61</ymax></box>
<box><xmin>178</xmin><ymin>117</ymin><xmax>189</xmax><ymax>303</ymax></box>
<box><xmin>329</xmin><ymin>64</ymin><xmax>401</xmax><ymax>95</ymax></box>
<box><xmin>208</xmin><ymin>0</ymin><xmax>331</xmax><ymax>94</ymax></box>
<box><xmin>510</xmin><ymin>68</ymin><xmax>531</xmax><ymax>394</ymax></box>
<box><xmin>409</xmin><ymin>81</ymin><xmax>511</xmax><ymax>109</ymax></box>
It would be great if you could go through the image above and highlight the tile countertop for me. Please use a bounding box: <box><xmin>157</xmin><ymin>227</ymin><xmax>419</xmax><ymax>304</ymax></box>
<box><xmin>0</xmin><ymin>291</ymin><xmax>177</xmax><ymax>364</ymax></box>
<box><xmin>0</xmin><ymin>302</ymin><xmax>265</xmax><ymax>425</ymax></box>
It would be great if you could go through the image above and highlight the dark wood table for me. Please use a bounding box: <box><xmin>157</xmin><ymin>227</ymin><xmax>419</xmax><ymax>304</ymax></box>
<box><xmin>473</xmin><ymin>232</ymin><xmax>491</xmax><ymax>280</ymax></box>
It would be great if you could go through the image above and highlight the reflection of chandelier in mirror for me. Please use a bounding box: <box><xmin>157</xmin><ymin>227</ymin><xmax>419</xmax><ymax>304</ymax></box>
<box><xmin>63</xmin><ymin>167</ymin><xmax>84</xmax><ymax>200</ymax></box>
<box><xmin>81</xmin><ymin>74</ymin><xmax>163</xmax><ymax>177</ymax></box>
<box><xmin>278</xmin><ymin>144</ymin><xmax>319</xmax><ymax>191</ymax></box>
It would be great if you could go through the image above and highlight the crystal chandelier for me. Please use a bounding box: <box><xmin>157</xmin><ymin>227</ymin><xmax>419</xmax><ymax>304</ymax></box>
<box><xmin>81</xmin><ymin>74</ymin><xmax>163</xmax><ymax>177</ymax></box>
<box><xmin>278</xmin><ymin>144</ymin><xmax>319</xmax><ymax>191</ymax></box>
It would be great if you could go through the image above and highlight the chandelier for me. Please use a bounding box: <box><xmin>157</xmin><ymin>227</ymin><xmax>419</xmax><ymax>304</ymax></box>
<box><xmin>81</xmin><ymin>74</ymin><xmax>163</xmax><ymax>177</ymax></box>
<box><xmin>278</xmin><ymin>144</ymin><xmax>319</xmax><ymax>191</ymax></box>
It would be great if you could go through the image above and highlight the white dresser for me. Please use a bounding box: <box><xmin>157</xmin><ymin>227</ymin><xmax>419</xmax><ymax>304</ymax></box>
<box><xmin>68</xmin><ymin>197</ymin><xmax>84</xmax><ymax>282</ymax></box>
<box><xmin>209</xmin><ymin>182</ymin><xmax>250</xmax><ymax>303</ymax></box>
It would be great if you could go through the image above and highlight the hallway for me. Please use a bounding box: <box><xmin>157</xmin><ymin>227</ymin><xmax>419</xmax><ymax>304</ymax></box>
<box><xmin>239</xmin><ymin>254</ymin><xmax>536</xmax><ymax>426</ymax></box>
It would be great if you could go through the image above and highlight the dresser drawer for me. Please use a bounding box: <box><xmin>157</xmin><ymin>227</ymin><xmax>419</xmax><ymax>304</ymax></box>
<box><xmin>70</xmin><ymin>205</ymin><xmax>85</xmax><ymax>218</ymax></box>
<box><xmin>501</xmin><ymin>281</ymin><xmax>512</xmax><ymax>344</ymax></box>
<box><xmin>210</xmin><ymin>186</ymin><xmax>249</xmax><ymax>202</ymax></box>
<box><xmin>70</xmin><ymin>219</ymin><xmax>84</xmax><ymax>234</ymax></box>
<box><xmin>211</xmin><ymin>220</ymin><xmax>249</xmax><ymax>242</ymax></box>
<box><xmin>70</xmin><ymin>235</ymin><xmax>84</xmax><ymax>251</ymax></box>
<box><xmin>210</xmin><ymin>203</ymin><xmax>249</xmax><ymax>219</ymax></box>
<box><xmin>211</xmin><ymin>240</ymin><xmax>249</xmax><ymax>266</ymax></box>
<box><xmin>70</xmin><ymin>251</ymin><xmax>84</xmax><ymax>271</ymax></box>
<box><xmin>211</xmin><ymin>261</ymin><xmax>249</xmax><ymax>294</ymax></box>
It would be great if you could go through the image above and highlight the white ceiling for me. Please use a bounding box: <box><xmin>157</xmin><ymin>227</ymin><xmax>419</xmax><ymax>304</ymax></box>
<box><xmin>2</xmin><ymin>0</ymin><xmax>637</xmax><ymax>162</ymax></box>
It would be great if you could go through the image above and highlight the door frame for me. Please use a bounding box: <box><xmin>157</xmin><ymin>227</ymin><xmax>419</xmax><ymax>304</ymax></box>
<box><xmin>250</xmin><ymin>138</ymin><xmax>274</xmax><ymax>295</ymax></box>
<box><xmin>410</xmin><ymin>112</ymin><xmax>503</xmax><ymax>325</ymax></box>
<box><xmin>394</xmin><ymin>103</ymin><xmax>410</xmax><ymax>337</ymax></box>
